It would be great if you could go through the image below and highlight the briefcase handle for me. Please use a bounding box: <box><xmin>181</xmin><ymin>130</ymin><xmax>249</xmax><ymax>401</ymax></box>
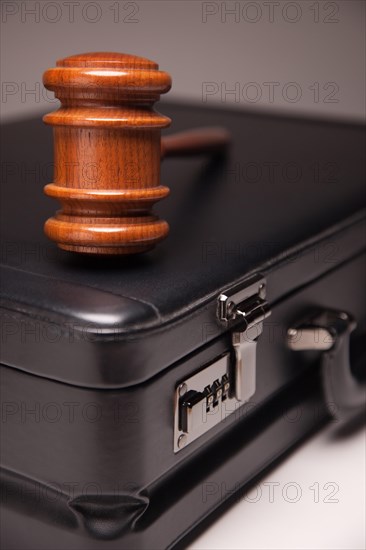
<box><xmin>287</xmin><ymin>310</ymin><xmax>366</xmax><ymax>420</ymax></box>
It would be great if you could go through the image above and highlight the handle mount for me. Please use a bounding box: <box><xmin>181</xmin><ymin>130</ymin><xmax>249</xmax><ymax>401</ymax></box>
<box><xmin>288</xmin><ymin>309</ymin><xmax>365</xmax><ymax>420</ymax></box>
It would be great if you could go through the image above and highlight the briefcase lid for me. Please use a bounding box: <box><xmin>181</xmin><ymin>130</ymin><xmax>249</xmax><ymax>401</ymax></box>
<box><xmin>1</xmin><ymin>103</ymin><xmax>365</xmax><ymax>387</ymax></box>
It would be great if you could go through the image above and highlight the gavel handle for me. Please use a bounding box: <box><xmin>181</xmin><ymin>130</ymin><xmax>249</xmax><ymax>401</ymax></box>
<box><xmin>161</xmin><ymin>127</ymin><xmax>231</xmax><ymax>158</ymax></box>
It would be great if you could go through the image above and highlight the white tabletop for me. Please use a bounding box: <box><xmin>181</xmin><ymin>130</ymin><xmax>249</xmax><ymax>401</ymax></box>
<box><xmin>188</xmin><ymin>420</ymin><xmax>366</xmax><ymax>550</ymax></box>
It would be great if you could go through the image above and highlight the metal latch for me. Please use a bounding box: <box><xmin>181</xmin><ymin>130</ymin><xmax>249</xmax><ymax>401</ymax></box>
<box><xmin>218</xmin><ymin>274</ymin><xmax>271</xmax><ymax>402</ymax></box>
<box><xmin>173</xmin><ymin>275</ymin><xmax>271</xmax><ymax>453</ymax></box>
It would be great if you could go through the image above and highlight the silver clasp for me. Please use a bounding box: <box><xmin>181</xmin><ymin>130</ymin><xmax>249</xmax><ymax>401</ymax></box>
<box><xmin>218</xmin><ymin>275</ymin><xmax>271</xmax><ymax>402</ymax></box>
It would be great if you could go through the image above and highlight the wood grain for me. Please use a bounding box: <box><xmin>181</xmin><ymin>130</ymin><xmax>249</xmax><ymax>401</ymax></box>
<box><xmin>43</xmin><ymin>52</ymin><xmax>172</xmax><ymax>255</ymax></box>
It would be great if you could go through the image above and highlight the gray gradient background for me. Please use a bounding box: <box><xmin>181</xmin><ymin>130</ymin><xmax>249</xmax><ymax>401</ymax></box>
<box><xmin>0</xmin><ymin>1</ymin><xmax>365</xmax><ymax>549</ymax></box>
<box><xmin>1</xmin><ymin>0</ymin><xmax>365</xmax><ymax>121</ymax></box>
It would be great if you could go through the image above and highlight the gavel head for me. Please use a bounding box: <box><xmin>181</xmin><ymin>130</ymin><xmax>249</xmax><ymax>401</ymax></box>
<box><xmin>43</xmin><ymin>52</ymin><xmax>172</xmax><ymax>255</ymax></box>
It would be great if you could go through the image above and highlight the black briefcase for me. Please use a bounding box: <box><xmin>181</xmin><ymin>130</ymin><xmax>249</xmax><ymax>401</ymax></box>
<box><xmin>1</xmin><ymin>102</ymin><xmax>365</xmax><ymax>549</ymax></box>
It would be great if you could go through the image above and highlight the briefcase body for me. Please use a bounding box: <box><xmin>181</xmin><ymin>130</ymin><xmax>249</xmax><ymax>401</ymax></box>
<box><xmin>1</xmin><ymin>103</ymin><xmax>365</xmax><ymax>549</ymax></box>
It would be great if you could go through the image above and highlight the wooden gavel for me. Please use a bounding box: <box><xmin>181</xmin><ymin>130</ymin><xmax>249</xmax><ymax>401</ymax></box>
<box><xmin>43</xmin><ymin>52</ymin><xmax>230</xmax><ymax>255</ymax></box>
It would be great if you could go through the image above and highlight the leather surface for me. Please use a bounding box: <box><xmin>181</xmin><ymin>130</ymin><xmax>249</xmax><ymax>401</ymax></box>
<box><xmin>1</xmin><ymin>103</ymin><xmax>365</xmax><ymax>385</ymax></box>
<box><xmin>1</xmin><ymin>104</ymin><xmax>365</xmax><ymax>319</ymax></box>
<box><xmin>0</xmin><ymin>368</ymin><xmax>330</xmax><ymax>550</ymax></box>
<box><xmin>1</xmin><ymin>253</ymin><xmax>364</xmax><ymax>491</ymax></box>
